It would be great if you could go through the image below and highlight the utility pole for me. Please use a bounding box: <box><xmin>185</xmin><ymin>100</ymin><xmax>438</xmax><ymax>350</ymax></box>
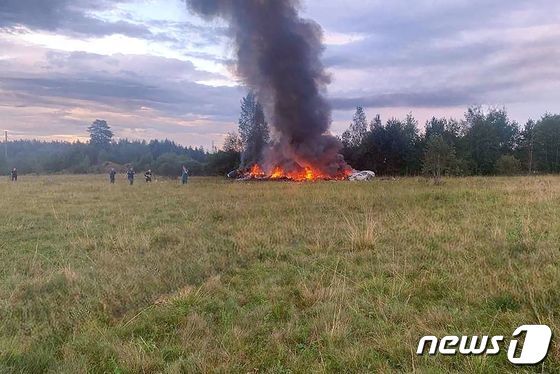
<box><xmin>3</xmin><ymin>130</ymin><xmax>7</xmax><ymax>161</ymax></box>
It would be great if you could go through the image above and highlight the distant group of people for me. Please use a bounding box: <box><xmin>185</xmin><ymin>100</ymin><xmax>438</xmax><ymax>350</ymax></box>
<box><xmin>109</xmin><ymin>166</ymin><xmax>189</xmax><ymax>185</ymax></box>
<box><xmin>6</xmin><ymin>166</ymin><xmax>189</xmax><ymax>184</ymax></box>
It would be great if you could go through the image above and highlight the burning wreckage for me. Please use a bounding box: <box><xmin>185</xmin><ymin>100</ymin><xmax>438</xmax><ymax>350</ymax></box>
<box><xmin>186</xmin><ymin>0</ymin><xmax>373</xmax><ymax>182</ymax></box>
<box><xmin>228</xmin><ymin>165</ymin><xmax>375</xmax><ymax>182</ymax></box>
<box><xmin>228</xmin><ymin>163</ymin><xmax>352</xmax><ymax>182</ymax></box>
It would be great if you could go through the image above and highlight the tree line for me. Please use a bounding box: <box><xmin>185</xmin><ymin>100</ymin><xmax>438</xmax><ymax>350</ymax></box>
<box><xmin>340</xmin><ymin>106</ymin><xmax>560</xmax><ymax>177</ymax></box>
<box><xmin>0</xmin><ymin>96</ymin><xmax>265</xmax><ymax>177</ymax></box>
<box><xmin>0</xmin><ymin>137</ymin><xmax>221</xmax><ymax>177</ymax></box>
<box><xmin>0</xmin><ymin>119</ymin><xmax>232</xmax><ymax>177</ymax></box>
<box><xmin>1</xmin><ymin>96</ymin><xmax>559</xmax><ymax>178</ymax></box>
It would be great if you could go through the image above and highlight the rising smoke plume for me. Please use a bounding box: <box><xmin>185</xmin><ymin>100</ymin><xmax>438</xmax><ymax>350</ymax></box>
<box><xmin>185</xmin><ymin>0</ymin><xmax>349</xmax><ymax>175</ymax></box>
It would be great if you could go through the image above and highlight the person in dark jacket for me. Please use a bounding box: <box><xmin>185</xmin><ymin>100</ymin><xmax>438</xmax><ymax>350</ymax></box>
<box><xmin>127</xmin><ymin>168</ymin><xmax>135</xmax><ymax>185</ymax></box>
<box><xmin>144</xmin><ymin>169</ymin><xmax>153</xmax><ymax>183</ymax></box>
<box><xmin>109</xmin><ymin>168</ymin><xmax>117</xmax><ymax>184</ymax></box>
<box><xmin>11</xmin><ymin>168</ymin><xmax>17</xmax><ymax>182</ymax></box>
<box><xmin>181</xmin><ymin>166</ymin><xmax>189</xmax><ymax>185</ymax></box>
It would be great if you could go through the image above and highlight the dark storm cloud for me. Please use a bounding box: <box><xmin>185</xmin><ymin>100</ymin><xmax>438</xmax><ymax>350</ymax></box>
<box><xmin>323</xmin><ymin>38</ymin><xmax>505</xmax><ymax>70</ymax></box>
<box><xmin>329</xmin><ymin>30</ymin><xmax>560</xmax><ymax>110</ymax></box>
<box><xmin>0</xmin><ymin>74</ymin><xmax>241</xmax><ymax>118</ymax></box>
<box><xmin>330</xmin><ymin>90</ymin><xmax>476</xmax><ymax>110</ymax></box>
<box><xmin>329</xmin><ymin>74</ymin><xmax>541</xmax><ymax>109</ymax></box>
<box><xmin>309</xmin><ymin>0</ymin><xmax>560</xmax><ymax>112</ymax></box>
<box><xmin>307</xmin><ymin>0</ymin><xmax>559</xmax><ymax>38</ymax></box>
<box><xmin>0</xmin><ymin>50</ymin><xmax>242</xmax><ymax>120</ymax></box>
<box><xmin>0</xmin><ymin>0</ymin><xmax>166</xmax><ymax>40</ymax></box>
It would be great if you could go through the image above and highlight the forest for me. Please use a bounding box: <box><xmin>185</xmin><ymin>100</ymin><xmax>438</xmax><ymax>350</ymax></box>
<box><xmin>2</xmin><ymin>93</ymin><xmax>559</xmax><ymax>178</ymax></box>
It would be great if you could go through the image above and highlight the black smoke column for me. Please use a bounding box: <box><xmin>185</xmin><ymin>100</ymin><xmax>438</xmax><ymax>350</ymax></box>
<box><xmin>185</xmin><ymin>0</ymin><xmax>349</xmax><ymax>175</ymax></box>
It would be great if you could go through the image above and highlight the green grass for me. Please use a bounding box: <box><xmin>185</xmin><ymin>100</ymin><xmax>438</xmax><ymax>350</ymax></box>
<box><xmin>0</xmin><ymin>175</ymin><xmax>559</xmax><ymax>373</ymax></box>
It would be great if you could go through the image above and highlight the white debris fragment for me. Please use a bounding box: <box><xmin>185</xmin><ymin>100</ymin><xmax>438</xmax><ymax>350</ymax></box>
<box><xmin>348</xmin><ymin>170</ymin><xmax>376</xmax><ymax>181</ymax></box>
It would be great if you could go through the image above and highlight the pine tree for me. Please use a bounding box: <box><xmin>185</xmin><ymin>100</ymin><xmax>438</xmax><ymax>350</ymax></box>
<box><xmin>87</xmin><ymin>120</ymin><xmax>113</xmax><ymax>148</ymax></box>
<box><xmin>517</xmin><ymin>119</ymin><xmax>535</xmax><ymax>174</ymax></box>
<box><xmin>369</xmin><ymin>114</ymin><xmax>382</xmax><ymax>132</ymax></box>
<box><xmin>238</xmin><ymin>92</ymin><xmax>270</xmax><ymax>167</ymax></box>
<box><xmin>347</xmin><ymin>106</ymin><xmax>368</xmax><ymax>147</ymax></box>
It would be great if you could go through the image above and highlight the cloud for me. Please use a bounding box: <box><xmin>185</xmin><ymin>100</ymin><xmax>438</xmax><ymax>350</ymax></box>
<box><xmin>0</xmin><ymin>0</ymin><xmax>173</xmax><ymax>41</ymax></box>
<box><xmin>312</xmin><ymin>0</ymin><xmax>560</xmax><ymax>119</ymax></box>
<box><xmin>0</xmin><ymin>51</ymin><xmax>242</xmax><ymax>117</ymax></box>
<box><xmin>0</xmin><ymin>0</ymin><xmax>559</xmax><ymax>146</ymax></box>
<box><xmin>0</xmin><ymin>45</ymin><xmax>243</xmax><ymax>146</ymax></box>
<box><xmin>331</xmin><ymin>90</ymin><xmax>476</xmax><ymax>110</ymax></box>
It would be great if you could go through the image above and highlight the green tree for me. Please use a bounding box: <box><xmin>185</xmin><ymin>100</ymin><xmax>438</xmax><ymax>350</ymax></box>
<box><xmin>87</xmin><ymin>120</ymin><xmax>113</xmax><ymax>148</ymax></box>
<box><xmin>369</xmin><ymin>114</ymin><xmax>382</xmax><ymax>132</ymax></box>
<box><xmin>346</xmin><ymin>114</ymin><xmax>382</xmax><ymax>172</ymax></box>
<box><xmin>533</xmin><ymin>114</ymin><xmax>560</xmax><ymax>173</ymax></box>
<box><xmin>422</xmin><ymin>135</ymin><xmax>457</xmax><ymax>182</ymax></box>
<box><xmin>463</xmin><ymin>107</ymin><xmax>519</xmax><ymax>175</ymax></box>
<box><xmin>516</xmin><ymin>119</ymin><xmax>535</xmax><ymax>174</ymax></box>
<box><xmin>347</xmin><ymin>106</ymin><xmax>368</xmax><ymax>147</ymax></box>
<box><xmin>341</xmin><ymin>129</ymin><xmax>352</xmax><ymax>148</ymax></box>
<box><xmin>223</xmin><ymin>132</ymin><xmax>243</xmax><ymax>153</ymax></box>
<box><xmin>346</xmin><ymin>113</ymin><xmax>421</xmax><ymax>175</ymax></box>
<box><xmin>207</xmin><ymin>151</ymin><xmax>241</xmax><ymax>175</ymax></box>
<box><xmin>238</xmin><ymin>92</ymin><xmax>269</xmax><ymax>167</ymax></box>
<box><xmin>403</xmin><ymin>113</ymin><xmax>422</xmax><ymax>174</ymax></box>
<box><xmin>424</xmin><ymin>117</ymin><xmax>468</xmax><ymax>174</ymax></box>
<box><xmin>382</xmin><ymin>116</ymin><xmax>420</xmax><ymax>175</ymax></box>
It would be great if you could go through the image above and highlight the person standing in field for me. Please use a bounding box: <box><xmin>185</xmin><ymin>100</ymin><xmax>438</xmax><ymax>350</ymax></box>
<box><xmin>127</xmin><ymin>168</ymin><xmax>135</xmax><ymax>185</ymax></box>
<box><xmin>144</xmin><ymin>169</ymin><xmax>153</xmax><ymax>183</ymax></box>
<box><xmin>109</xmin><ymin>168</ymin><xmax>117</xmax><ymax>184</ymax></box>
<box><xmin>11</xmin><ymin>168</ymin><xmax>17</xmax><ymax>182</ymax></box>
<box><xmin>181</xmin><ymin>165</ymin><xmax>189</xmax><ymax>185</ymax></box>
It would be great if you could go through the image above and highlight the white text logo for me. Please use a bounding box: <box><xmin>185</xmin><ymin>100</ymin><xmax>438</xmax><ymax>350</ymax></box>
<box><xmin>417</xmin><ymin>325</ymin><xmax>552</xmax><ymax>365</ymax></box>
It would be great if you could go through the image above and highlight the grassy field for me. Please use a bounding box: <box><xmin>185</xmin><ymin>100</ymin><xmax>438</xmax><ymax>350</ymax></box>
<box><xmin>0</xmin><ymin>175</ymin><xmax>559</xmax><ymax>373</ymax></box>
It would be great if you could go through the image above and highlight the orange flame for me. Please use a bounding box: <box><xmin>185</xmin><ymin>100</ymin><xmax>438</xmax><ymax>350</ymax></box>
<box><xmin>270</xmin><ymin>166</ymin><xmax>284</xmax><ymax>179</ymax></box>
<box><xmin>243</xmin><ymin>163</ymin><xmax>351</xmax><ymax>181</ymax></box>
<box><xmin>248</xmin><ymin>164</ymin><xmax>265</xmax><ymax>178</ymax></box>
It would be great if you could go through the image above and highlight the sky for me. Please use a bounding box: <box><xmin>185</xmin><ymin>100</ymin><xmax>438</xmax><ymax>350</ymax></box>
<box><xmin>1</xmin><ymin>0</ymin><xmax>559</xmax><ymax>149</ymax></box>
